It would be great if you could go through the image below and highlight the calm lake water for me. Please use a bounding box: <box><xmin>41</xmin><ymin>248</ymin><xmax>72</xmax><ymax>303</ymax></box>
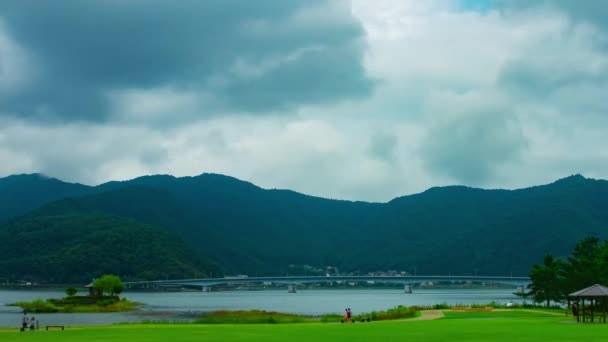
<box><xmin>0</xmin><ymin>288</ymin><xmax>523</xmax><ymax>327</ymax></box>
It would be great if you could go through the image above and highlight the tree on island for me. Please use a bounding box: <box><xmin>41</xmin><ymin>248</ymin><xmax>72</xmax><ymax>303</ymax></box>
<box><xmin>93</xmin><ymin>274</ymin><xmax>125</xmax><ymax>297</ymax></box>
<box><xmin>65</xmin><ymin>287</ymin><xmax>78</xmax><ymax>297</ymax></box>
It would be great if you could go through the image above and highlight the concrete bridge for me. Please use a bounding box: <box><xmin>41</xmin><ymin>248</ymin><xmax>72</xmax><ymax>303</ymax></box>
<box><xmin>125</xmin><ymin>275</ymin><xmax>531</xmax><ymax>294</ymax></box>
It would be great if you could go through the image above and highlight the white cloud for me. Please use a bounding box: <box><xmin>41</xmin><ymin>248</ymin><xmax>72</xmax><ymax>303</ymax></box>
<box><xmin>2</xmin><ymin>1</ymin><xmax>608</xmax><ymax>201</ymax></box>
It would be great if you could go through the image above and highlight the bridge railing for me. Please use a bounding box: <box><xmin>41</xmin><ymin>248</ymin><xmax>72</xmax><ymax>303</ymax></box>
<box><xmin>124</xmin><ymin>275</ymin><xmax>531</xmax><ymax>288</ymax></box>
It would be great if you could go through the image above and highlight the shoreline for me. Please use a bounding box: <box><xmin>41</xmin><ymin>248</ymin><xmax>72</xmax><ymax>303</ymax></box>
<box><xmin>0</xmin><ymin>305</ymin><xmax>567</xmax><ymax>328</ymax></box>
<box><xmin>0</xmin><ymin>283</ymin><xmax>515</xmax><ymax>292</ymax></box>
<box><xmin>0</xmin><ymin>288</ymin><xmax>536</xmax><ymax>327</ymax></box>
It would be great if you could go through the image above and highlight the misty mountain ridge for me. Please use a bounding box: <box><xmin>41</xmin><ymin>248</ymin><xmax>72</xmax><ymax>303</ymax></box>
<box><xmin>1</xmin><ymin>172</ymin><xmax>607</xmax><ymax>282</ymax></box>
<box><xmin>2</xmin><ymin>171</ymin><xmax>597</xmax><ymax>204</ymax></box>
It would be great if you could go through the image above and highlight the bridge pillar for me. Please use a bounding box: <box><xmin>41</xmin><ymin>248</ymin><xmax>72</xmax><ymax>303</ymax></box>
<box><xmin>404</xmin><ymin>284</ymin><xmax>413</xmax><ymax>294</ymax></box>
<box><xmin>202</xmin><ymin>286</ymin><xmax>211</xmax><ymax>292</ymax></box>
<box><xmin>287</xmin><ymin>284</ymin><xmax>297</xmax><ymax>293</ymax></box>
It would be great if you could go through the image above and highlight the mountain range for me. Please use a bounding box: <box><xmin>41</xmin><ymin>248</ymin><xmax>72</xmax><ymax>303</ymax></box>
<box><xmin>1</xmin><ymin>173</ymin><xmax>607</xmax><ymax>283</ymax></box>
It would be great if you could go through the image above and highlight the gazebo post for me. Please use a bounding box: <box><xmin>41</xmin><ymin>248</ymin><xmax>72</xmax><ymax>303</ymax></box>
<box><xmin>583</xmin><ymin>298</ymin><xmax>586</xmax><ymax>323</ymax></box>
<box><xmin>589</xmin><ymin>298</ymin><xmax>592</xmax><ymax>323</ymax></box>
<box><xmin>602</xmin><ymin>298</ymin><xmax>606</xmax><ymax>323</ymax></box>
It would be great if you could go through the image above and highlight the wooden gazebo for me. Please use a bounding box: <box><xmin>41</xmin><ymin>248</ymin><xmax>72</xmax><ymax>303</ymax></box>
<box><xmin>569</xmin><ymin>284</ymin><xmax>608</xmax><ymax>323</ymax></box>
<box><xmin>85</xmin><ymin>282</ymin><xmax>102</xmax><ymax>297</ymax></box>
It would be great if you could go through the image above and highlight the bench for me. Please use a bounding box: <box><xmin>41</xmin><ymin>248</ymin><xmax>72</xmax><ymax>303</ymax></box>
<box><xmin>46</xmin><ymin>325</ymin><xmax>64</xmax><ymax>331</ymax></box>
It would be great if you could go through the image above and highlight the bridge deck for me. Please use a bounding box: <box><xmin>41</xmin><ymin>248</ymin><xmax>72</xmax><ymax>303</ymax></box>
<box><xmin>125</xmin><ymin>275</ymin><xmax>530</xmax><ymax>287</ymax></box>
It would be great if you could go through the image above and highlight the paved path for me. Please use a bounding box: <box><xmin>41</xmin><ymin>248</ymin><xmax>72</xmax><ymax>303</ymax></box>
<box><xmin>520</xmin><ymin>309</ymin><xmax>566</xmax><ymax>316</ymax></box>
<box><xmin>409</xmin><ymin>310</ymin><xmax>444</xmax><ymax>321</ymax></box>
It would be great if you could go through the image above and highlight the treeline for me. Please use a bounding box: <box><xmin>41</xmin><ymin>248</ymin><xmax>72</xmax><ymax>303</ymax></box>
<box><xmin>528</xmin><ymin>237</ymin><xmax>608</xmax><ymax>306</ymax></box>
<box><xmin>0</xmin><ymin>212</ymin><xmax>221</xmax><ymax>283</ymax></box>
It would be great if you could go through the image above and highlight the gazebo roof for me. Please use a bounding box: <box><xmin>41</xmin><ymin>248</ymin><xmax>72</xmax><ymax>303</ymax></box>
<box><xmin>569</xmin><ymin>284</ymin><xmax>608</xmax><ymax>297</ymax></box>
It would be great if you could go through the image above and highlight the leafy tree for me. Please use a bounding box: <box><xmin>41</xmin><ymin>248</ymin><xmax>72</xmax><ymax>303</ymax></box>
<box><xmin>93</xmin><ymin>274</ymin><xmax>124</xmax><ymax>296</ymax></box>
<box><xmin>598</xmin><ymin>241</ymin><xmax>608</xmax><ymax>285</ymax></box>
<box><xmin>65</xmin><ymin>287</ymin><xmax>78</xmax><ymax>297</ymax></box>
<box><xmin>561</xmin><ymin>237</ymin><xmax>601</xmax><ymax>294</ymax></box>
<box><xmin>528</xmin><ymin>254</ymin><xmax>564</xmax><ymax>307</ymax></box>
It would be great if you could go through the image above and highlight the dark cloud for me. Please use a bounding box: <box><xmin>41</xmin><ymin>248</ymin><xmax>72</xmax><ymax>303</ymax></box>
<box><xmin>421</xmin><ymin>113</ymin><xmax>526</xmax><ymax>185</ymax></box>
<box><xmin>0</xmin><ymin>0</ymin><xmax>372</xmax><ymax>122</ymax></box>
<box><xmin>496</xmin><ymin>1</ymin><xmax>608</xmax><ymax>31</ymax></box>
<box><xmin>547</xmin><ymin>1</ymin><xmax>608</xmax><ymax>29</ymax></box>
<box><xmin>219</xmin><ymin>43</ymin><xmax>372</xmax><ymax>111</ymax></box>
<box><xmin>368</xmin><ymin>132</ymin><xmax>397</xmax><ymax>161</ymax></box>
<box><xmin>497</xmin><ymin>59</ymin><xmax>606</xmax><ymax>100</ymax></box>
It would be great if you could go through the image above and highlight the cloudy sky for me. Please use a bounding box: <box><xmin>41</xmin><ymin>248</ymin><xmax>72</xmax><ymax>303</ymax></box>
<box><xmin>1</xmin><ymin>0</ymin><xmax>607</xmax><ymax>201</ymax></box>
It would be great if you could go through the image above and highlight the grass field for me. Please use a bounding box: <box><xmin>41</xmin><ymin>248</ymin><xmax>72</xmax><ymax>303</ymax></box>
<box><xmin>2</xmin><ymin>310</ymin><xmax>607</xmax><ymax>342</ymax></box>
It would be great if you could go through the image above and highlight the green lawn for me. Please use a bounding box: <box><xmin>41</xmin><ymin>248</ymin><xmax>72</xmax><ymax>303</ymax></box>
<box><xmin>442</xmin><ymin>310</ymin><xmax>564</xmax><ymax>319</ymax></box>
<box><xmin>2</xmin><ymin>311</ymin><xmax>606</xmax><ymax>342</ymax></box>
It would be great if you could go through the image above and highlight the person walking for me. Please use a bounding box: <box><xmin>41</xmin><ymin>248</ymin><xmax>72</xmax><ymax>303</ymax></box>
<box><xmin>21</xmin><ymin>313</ymin><xmax>29</xmax><ymax>332</ymax></box>
<box><xmin>30</xmin><ymin>317</ymin><xmax>36</xmax><ymax>331</ymax></box>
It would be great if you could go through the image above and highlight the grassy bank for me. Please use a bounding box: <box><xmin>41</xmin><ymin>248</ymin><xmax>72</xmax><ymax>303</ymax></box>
<box><xmin>1</xmin><ymin>310</ymin><xmax>604</xmax><ymax>342</ymax></box>
<box><xmin>193</xmin><ymin>310</ymin><xmax>317</xmax><ymax>324</ymax></box>
<box><xmin>12</xmin><ymin>296</ymin><xmax>139</xmax><ymax>313</ymax></box>
<box><xmin>141</xmin><ymin>306</ymin><xmax>416</xmax><ymax>325</ymax></box>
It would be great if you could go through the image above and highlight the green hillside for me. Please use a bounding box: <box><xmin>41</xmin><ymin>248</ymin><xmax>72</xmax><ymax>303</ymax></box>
<box><xmin>0</xmin><ymin>211</ymin><xmax>220</xmax><ymax>283</ymax></box>
<box><xmin>0</xmin><ymin>174</ymin><xmax>90</xmax><ymax>223</ymax></box>
<box><xmin>1</xmin><ymin>173</ymin><xmax>608</xmax><ymax>281</ymax></box>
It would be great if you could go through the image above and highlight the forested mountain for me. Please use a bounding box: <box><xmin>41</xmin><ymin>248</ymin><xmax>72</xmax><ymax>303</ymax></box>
<box><xmin>1</xmin><ymin>173</ymin><xmax>607</xmax><ymax>282</ymax></box>
<box><xmin>0</xmin><ymin>174</ymin><xmax>91</xmax><ymax>223</ymax></box>
<box><xmin>0</xmin><ymin>210</ymin><xmax>220</xmax><ymax>283</ymax></box>
<box><xmin>34</xmin><ymin>175</ymin><xmax>382</xmax><ymax>276</ymax></box>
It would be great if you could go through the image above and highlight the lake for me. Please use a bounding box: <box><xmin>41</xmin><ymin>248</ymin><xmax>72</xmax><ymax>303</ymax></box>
<box><xmin>0</xmin><ymin>288</ymin><xmax>523</xmax><ymax>327</ymax></box>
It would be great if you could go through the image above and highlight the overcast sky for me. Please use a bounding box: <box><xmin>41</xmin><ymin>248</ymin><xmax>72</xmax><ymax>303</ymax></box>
<box><xmin>1</xmin><ymin>0</ymin><xmax>607</xmax><ymax>201</ymax></box>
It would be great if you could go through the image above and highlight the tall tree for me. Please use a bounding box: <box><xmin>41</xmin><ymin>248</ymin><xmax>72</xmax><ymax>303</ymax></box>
<box><xmin>561</xmin><ymin>237</ymin><xmax>601</xmax><ymax>294</ymax></box>
<box><xmin>529</xmin><ymin>254</ymin><xmax>564</xmax><ymax>307</ymax></box>
<box><xmin>596</xmin><ymin>241</ymin><xmax>608</xmax><ymax>285</ymax></box>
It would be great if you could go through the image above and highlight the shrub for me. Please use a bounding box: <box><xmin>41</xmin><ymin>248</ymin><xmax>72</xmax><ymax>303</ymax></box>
<box><xmin>358</xmin><ymin>305</ymin><xmax>417</xmax><ymax>322</ymax></box>
<box><xmin>433</xmin><ymin>303</ymin><xmax>451</xmax><ymax>310</ymax></box>
<box><xmin>319</xmin><ymin>314</ymin><xmax>342</xmax><ymax>323</ymax></box>
<box><xmin>50</xmin><ymin>295</ymin><xmax>101</xmax><ymax>305</ymax></box>
<box><xmin>14</xmin><ymin>299</ymin><xmax>59</xmax><ymax>313</ymax></box>
<box><xmin>194</xmin><ymin>310</ymin><xmax>312</xmax><ymax>324</ymax></box>
<box><xmin>65</xmin><ymin>287</ymin><xmax>78</xmax><ymax>297</ymax></box>
<box><xmin>96</xmin><ymin>298</ymin><xmax>117</xmax><ymax>307</ymax></box>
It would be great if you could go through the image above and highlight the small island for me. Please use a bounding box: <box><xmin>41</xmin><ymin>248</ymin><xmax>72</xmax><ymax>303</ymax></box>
<box><xmin>12</xmin><ymin>274</ymin><xmax>139</xmax><ymax>313</ymax></box>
